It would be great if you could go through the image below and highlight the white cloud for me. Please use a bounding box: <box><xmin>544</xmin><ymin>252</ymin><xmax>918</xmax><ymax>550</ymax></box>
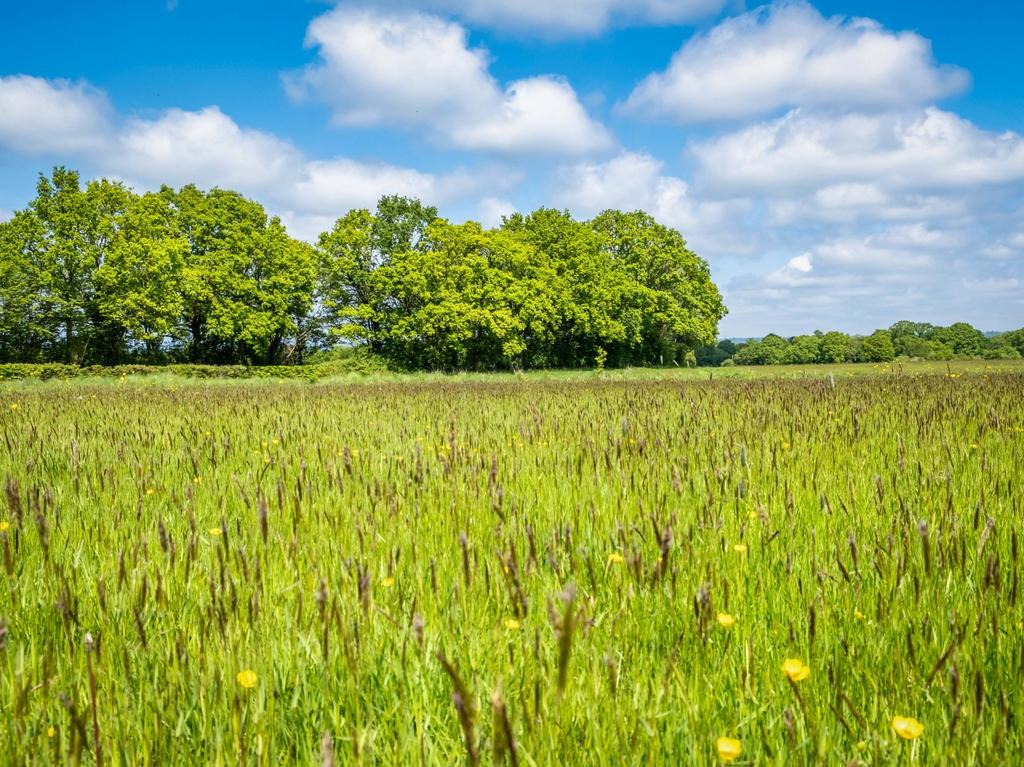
<box><xmin>449</xmin><ymin>77</ymin><xmax>611</xmax><ymax>154</ymax></box>
<box><xmin>766</xmin><ymin>185</ymin><xmax>968</xmax><ymax>225</ymax></box>
<box><xmin>720</xmin><ymin>216</ymin><xmax>1024</xmax><ymax>336</ymax></box>
<box><xmin>623</xmin><ymin>1</ymin><xmax>968</xmax><ymax>122</ymax></box>
<box><xmin>287</xmin><ymin>158</ymin><xmax>461</xmax><ymax>216</ymax></box>
<box><xmin>114</xmin><ymin>107</ymin><xmax>302</xmax><ymax>190</ymax></box>
<box><xmin>981</xmin><ymin>232</ymin><xmax>1024</xmax><ymax>261</ymax></box>
<box><xmin>553</xmin><ymin>151</ymin><xmax>754</xmax><ymax>256</ymax></box>
<box><xmin>288</xmin><ymin>6</ymin><xmax>611</xmax><ymax>154</ymax></box>
<box><xmin>812</xmin><ymin>235</ymin><xmax>935</xmax><ymax>270</ymax></box>
<box><xmin>476</xmin><ymin>196</ymin><xmax>516</xmax><ymax>228</ymax></box>
<box><xmin>0</xmin><ymin>75</ymin><xmax>111</xmax><ymax>153</ymax></box>
<box><xmin>290</xmin><ymin>8</ymin><xmax>495</xmax><ymax>127</ymax></box>
<box><xmin>371</xmin><ymin>0</ymin><xmax>725</xmax><ymax>36</ymax></box>
<box><xmin>556</xmin><ymin>151</ymin><xmax>697</xmax><ymax>230</ymax></box>
<box><xmin>692</xmin><ymin>108</ymin><xmax>1024</xmax><ymax>196</ymax></box>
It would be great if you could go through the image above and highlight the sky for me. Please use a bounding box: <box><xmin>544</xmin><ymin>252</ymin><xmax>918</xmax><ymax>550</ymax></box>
<box><xmin>1</xmin><ymin>0</ymin><xmax>1022</xmax><ymax>336</ymax></box>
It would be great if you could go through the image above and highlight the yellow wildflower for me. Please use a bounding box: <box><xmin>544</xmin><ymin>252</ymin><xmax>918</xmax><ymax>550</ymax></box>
<box><xmin>855</xmin><ymin>610</ymin><xmax>865</xmax><ymax>621</ymax></box>
<box><xmin>717</xmin><ymin>613</ymin><xmax>735</xmax><ymax>629</ymax></box>
<box><xmin>8</xmin><ymin>403</ymin><xmax>17</xmax><ymax>411</ymax></box>
<box><xmin>782</xmin><ymin>658</ymin><xmax>810</xmax><ymax>682</ymax></box>
<box><xmin>891</xmin><ymin>716</ymin><xmax>924</xmax><ymax>740</ymax></box>
<box><xmin>0</xmin><ymin>521</ymin><xmax>9</xmax><ymax>533</ymax></box>
<box><xmin>382</xmin><ymin>577</ymin><xmax>395</xmax><ymax>588</ymax></box>
<box><xmin>47</xmin><ymin>726</ymin><xmax>55</xmax><ymax>738</ymax></box>
<box><xmin>733</xmin><ymin>543</ymin><xmax>748</xmax><ymax>554</ymax></box>
<box><xmin>607</xmin><ymin>553</ymin><xmax>625</xmax><ymax>564</ymax></box>
<box><xmin>504</xmin><ymin>618</ymin><xmax>521</xmax><ymax>631</ymax></box>
<box><xmin>209</xmin><ymin>527</ymin><xmax>223</xmax><ymax>537</ymax></box>
<box><xmin>716</xmin><ymin>736</ymin><xmax>742</xmax><ymax>764</ymax></box>
<box><xmin>236</xmin><ymin>669</ymin><xmax>257</xmax><ymax>689</ymax></box>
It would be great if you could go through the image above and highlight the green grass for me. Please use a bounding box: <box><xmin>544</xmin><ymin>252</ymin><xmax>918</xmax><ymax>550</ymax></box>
<box><xmin>1</xmin><ymin>362</ymin><xmax>1022</xmax><ymax>765</ymax></box>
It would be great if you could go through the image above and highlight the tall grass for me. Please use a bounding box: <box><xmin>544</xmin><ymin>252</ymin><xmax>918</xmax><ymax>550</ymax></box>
<box><xmin>0</xmin><ymin>361</ymin><xmax>1022</xmax><ymax>764</ymax></box>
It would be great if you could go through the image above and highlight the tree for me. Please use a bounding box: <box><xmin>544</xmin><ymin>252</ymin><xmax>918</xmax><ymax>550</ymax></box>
<box><xmin>2</xmin><ymin>172</ymin><xmax>736</xmax><ymax>370</ymax></box>
<box><xmin>932</xmin><ymin>322</ymin><xmax>985</xmax><ymax>357</ymax></box>
<box><xmin>95</xmin><ymin>190</ymin><xmax>187</xmax><ymax>358</ymax></box>
<box><xmin>372</xmin><ymin>221</ymin><xmax>551</xmax><ymax>370</ymax></box>
<box><xmin>758</xmin><ymin>334</ymin><xmax>789</xmax><ymax>365</ymax></box>
<box><xmin>818</xmin><ymin>331</ymin><xmax>851</xmax><ymax>363</ymax></box>
<box><xmin>994</xmin><ymin>329</ymin><xmax>1024</xmax><ymax>356</ymax></box>
<box><xmin>784</xmin><ymin>335</ymin><xmax>820</xmax><ymax>364</ymax></box>
<box><xmin>316</xmin><ymin>197</ymin><xmax>439</xmax><ymax>354</ymax></box>
<box><xmin>861</xmin><ymin>330</ymin><xmax>896</xmax><ymax>362</ymax></box>
<box><xmin>13</xmin><ymin>168</ymin><xmax>134</xmax><ymax>363</ymax></box>
<box><xmin>591</xmin><ymin>210</ymin><xmax>726</xmax><ymax>363</ymax></box>
<box><xmin>695</xmin><ymin>344</ymin><xmax>730</xmax><ymax>366</ymax></box>
<box><xmin>174</xmin><ymin>186</ymin><xmax>316</xmax><ymax>364</ymax></box>
<box><xmin>502</xmin><ymin>208</ymin><xmax>625</xmax><ymax>367</ymax></box>
<box><xmin>0</xmin><ymin>211</ymin><xmax>50</xmax><ymax>361</ymax></box>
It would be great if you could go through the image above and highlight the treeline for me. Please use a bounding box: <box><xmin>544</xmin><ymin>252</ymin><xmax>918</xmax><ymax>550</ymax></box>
<box><xmin>697</xmin><ymin>322</ymin><xmax>1024</xmax><ymax>367</ymax></box>
<box><xmin>0</xmin><ymin>168</ymin><xmax>725</xmax><ymax>370</ymax></box>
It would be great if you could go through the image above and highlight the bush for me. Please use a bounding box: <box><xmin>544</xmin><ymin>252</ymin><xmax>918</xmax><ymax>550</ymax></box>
<box><xmin>0</xmin><ymin>350</ymin><xmax>392</xmax><ymax>382</ymax></box>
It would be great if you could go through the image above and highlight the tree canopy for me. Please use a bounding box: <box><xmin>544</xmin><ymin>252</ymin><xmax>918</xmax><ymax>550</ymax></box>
<box><xmin>0</xmin><ymin>168</ymin><xmax>726</xmax><ymax>369</ymax></box>
<box><xmin>700</xmin><ymin>321</ymin><xmax>1021</xmax><ymax>367</ymax></box>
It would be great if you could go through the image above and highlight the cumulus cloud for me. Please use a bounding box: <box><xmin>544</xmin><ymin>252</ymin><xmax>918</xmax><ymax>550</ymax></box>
<box><xmin>555</xmin><ymin>151</ymin><xmax>718</xmax><ymax>231</ymax></box>
<box><xmin>0</xmin><ymin>75</ymin><xmax>112</xmax><ymax>153</ymax></box>
<box><xmin>287</xmin><ymin>6</ymin><xmax>611</xmax><ymax>154</ymax></box>
<box><xmin>692</xmin><ymin>108</ymin><xmax>1024</xmax><ymax>196</ymax></box>
<box><xmin>370</xmin><ymin>0</ymin><xmax>725</xmax><ymax>36</ymax></box>
<box><xmin>552</xmin><ymin>151</ymin><xmax>756</xmax><ymax>257</ymax></box>
<box><xmin>623</xmin><ymin>1</ymin><xmax>969</xmax><ymax>122</ymax></box>
<box><xmin>114</xmin><ymin>107</ymin><xmax>302</xmax><ymax>191</ymax></box>
<box><xmin>721</xmin><ymin>215</ymin><xmax>1024</xmax><ymax>336</ymax></box>
<box><xmin>766</xmin><ymin>185</ymin><xmax>969</xmax><ymax>225</ymax></box>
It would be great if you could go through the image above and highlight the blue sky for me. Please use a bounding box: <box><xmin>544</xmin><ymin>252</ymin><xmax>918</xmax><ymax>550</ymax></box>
<box><xmin>1</xmin><ymin>0</ymin><xmax>1022</xmax><ymax>335</ymax></box>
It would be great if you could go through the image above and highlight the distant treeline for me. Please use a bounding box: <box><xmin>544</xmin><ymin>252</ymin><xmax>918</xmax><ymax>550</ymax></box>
<box><xmin>697</xmin><ymin>322</ymin><xmax>1024</xmax><ymax>367</ymax></box>
<box><xmin>0</xmin><ymin>168</ymin><xmax>725</xmax><ymax>370</ymax></box>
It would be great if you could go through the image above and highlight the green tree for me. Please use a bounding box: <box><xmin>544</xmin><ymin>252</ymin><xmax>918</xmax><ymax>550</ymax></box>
<box><xmin>316</xmin><ymin>197</ymin><xmax>440</xmax><ymax>354</ymax></box>
<box><xmin>0</xmin><ymin>211</ymin><xmax>51</xmax><ymax>361</ymax></box>
<box><xmin>819</xmin><ymin>331</ymin><xmax>851</xmax><ymax>363</ymax></box>
<box><xmin>932</xmin><ymin>322</ymin><xmax>985</xmax><ymax>358</ymax></box>
<box><xmin>95</xmin><ymin>190</ymin><xmax>187</xmax><ymax>358</ymax></box>
<box><xmin>784</xmin><ymin>334</ymin><xmax>821</xmax><ymax>364</ymax></box>
<box><xmin>591</xmin><ymin>210</ymin><xmax>726</xmax><ymax>363</ymax></box>
<box><xmin>502</xmin><ymin>208</ymin><xmax>624</xmax><ymax>367</ymax></box>
<box><xmin>12</xmin><ymin>168</ymin><xmax>134</xmax><ymax>363</ymax></box>
<box><xmin>861</xmin><ymin>330</ymin><xmax>896</xmax><ymax>362</ymax></box>
<box><xmin>994</xmin><ymin>329</ymin><xmax>1024</xmax><ymax>356</ymax></box>
<box><xmin>174</xmin><ymin>186</ymin><xmax>316</xmax><ymax>364</ymax></box>
<box><xmin>372</xmin><ymin>221</ymin><xmax>547</xmax><ymax>370</ymax></box>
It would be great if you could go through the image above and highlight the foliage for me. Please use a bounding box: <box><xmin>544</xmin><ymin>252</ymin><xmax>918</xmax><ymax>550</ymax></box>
<box><xmin>717</xmin><ymin>322</ymin><xmax>1019</xmax><ymax>367</ymax></box>
<box><xmin>1</xmin><ymin>170</ymin><xmax>725</xmax><ymax>370</ymax></box>
<box><xmin>0</xmin><ymin>351</ymin><xmax>390</xmax><ymax>382</ymax></box>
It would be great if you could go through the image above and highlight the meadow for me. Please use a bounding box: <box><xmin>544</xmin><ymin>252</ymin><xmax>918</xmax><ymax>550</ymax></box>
<box><xmin>1</xmin><ymin>361</ymin><xmax>1022</xmax><ymax>765</ymax></box>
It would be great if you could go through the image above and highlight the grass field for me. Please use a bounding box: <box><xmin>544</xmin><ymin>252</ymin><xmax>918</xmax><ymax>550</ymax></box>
<box><xmin>1</xmin><ymin>361</ymin><xmax>1022</xmax><ymax>765</ymax></box>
